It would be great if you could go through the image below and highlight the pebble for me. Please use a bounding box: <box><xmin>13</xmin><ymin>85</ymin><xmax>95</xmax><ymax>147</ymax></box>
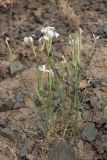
<box><xmin>19</xmin><ymin>147</ymin><xmax>28</xmax><ymax>158</ymax></box>
<box><xmin>0</xmin><ymin>101</ymin><xmax>13</xmax><ymax>112</ymax></box>
<box><xmin>48</xmin><ymin>139</ymin><xmax>75</xmax><ymax>160</ymax></box>
<box><xmin>9</xmin><ymin>61</ymin><xmax>23</xmax><ymax>75</ymax></box>
<box><xmin>82</xmin><ymin>122</ymin><xmax>96</xmax><ymax>141</ymax></box>
<box><xmin>0</xmin><ymin>127</ymin><xmax>15</xmax><ymax>141</ymax></box>
<box><xmin>90</xmin><ymin>77</ymin><xmax>101</xmax><ymax>88</ymax></box>
<box><xmin>0</xmin><ymin>118</ymin><xmax>8</xmax><ymax>127</ymax></box>
<box><xmin>45</xmin><ymin>4</ymin><xmax>57</xmax><ymax>13</ymax></box>
<box><xmin>90</xmin><ymin>97</ymin><xmax>97</xmax><ymax>108</ymax></box>
<box><xmin>14</xmin><ymin>92</ymin><xmax>23</xmax><ymax>109</ymax></box>
<box><xmin>53</xmin><ymin>52</ymin><xmax>63</xmax><ymax>60</ymax></box>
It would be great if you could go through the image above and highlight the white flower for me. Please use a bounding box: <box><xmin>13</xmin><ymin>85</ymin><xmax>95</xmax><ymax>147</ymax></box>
<box><xmin>38</xmin><ymin>65</ymin><xmax>54</xmax><ymax>75</ymax></box>
<box><xmin>41</xmin><ymin>26</ymin><xmax>59</xmax><ymax>38</ymax></box>
<box><xmin>41</xmin><ymin>26</ymin><xmax>55</xmax><ymax>34</ymax></box>
<box><xmin>39</xmin><ymin>35</ymin><xmax>49</xmax><ymax>42</ymax></box>
<box><xmin>38</xmin><ymin>65</ymin><xmax>46</xmax><ymax>72</ymax></box>
<box><xmin>93</xmin><ymin>34</ymin><xmax>100</xmax><ymax>40</ymax></box>
<box><xmin>24</xmin><ymin>35</ymin><xmax>35</xmax><ymax>44</ymax></box>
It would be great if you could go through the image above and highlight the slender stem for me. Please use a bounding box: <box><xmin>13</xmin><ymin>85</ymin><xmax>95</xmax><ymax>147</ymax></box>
<box><xmin>31</xmin><ymin>42</ymin><xmax>36</xmax><ymax>58</ymax></box>
<box><xmin>5</xmin><ymin>38</ymin><xmax>13</xmax><ymax>57</ymax></box>
<box><xmin>90</xmin><ymin>39</ymin><xmax>96</xmax><ymax>58</ymax></box>
<box><xmin>35</xmin><ymin>86</ymin><xmax>43</xmax><ymax>102</ymax></box>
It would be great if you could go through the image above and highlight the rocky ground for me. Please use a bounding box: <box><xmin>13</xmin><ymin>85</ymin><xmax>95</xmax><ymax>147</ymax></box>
<box><xmin>0</xmin><ymin>0</ymin><xmax>107</xmax><ymax>160</ymax></box>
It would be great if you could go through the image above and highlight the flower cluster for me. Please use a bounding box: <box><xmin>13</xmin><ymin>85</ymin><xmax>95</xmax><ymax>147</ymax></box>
<box><xmin>39</xmin><ymin>26</ymin><xmax>59</xmax><ymax>41</ymax></box>
<box><xmin>24</xmin><ymin>35</ymin><xmax>35</xmax><ymax>44</ymax></box>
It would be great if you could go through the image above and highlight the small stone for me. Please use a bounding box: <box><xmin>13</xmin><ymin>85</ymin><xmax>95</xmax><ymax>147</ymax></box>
<box><xmin>0</xmin><ymin>118</ymin><xmax>8</xmax><ymax>127</ymax></box>
<box><xmin>48</xmin><ymin>139</ymin><xmax>75</xmax><ymax>160</ymax></box>
<box><xmin>19</xmin><ymin>147</ymin><xmax>28</xmax><ymax>158</ymax></box>
<box><xmin>45</xmin><ymin>4</ymin><xmax>57</xmax><ymax>13</ymax></box>
<box><xmin>53</xmin><ymin>52</ymin><xmax>63</xmax><ymax>60</ymax></box>
<box><xmin>82</xmin><ymin>122</ymin><xmax>96</xmax><ymax>141</ymax></box>
<box><xmin>90</xmin><ymin>97</ymin><xmax>97</xmax><ymax>108</ymax></box>
<box><xmin>0</xmin><ymin>127</ymin><xmax>15</xmax><ymax>141</ymax></box>
<box><xmin>0</xmin><ymin>101</ymin><xmax>13</xmax><ymax>112</ymax></box>
<box><xmin>96</xmin><ymin>24</ymin><xmax>107</xmax><ymax>38</ymax></box>
<box><xmin>14</xmin><ymin>93</ymin><xmax>23</xmax><ymax>109</ymax></box>
<box><xmin>16</xmin><ymin>93</ymin><xmax>23</xmax><ymax>103</ymax></box>
<box><xmin>10</xmin><ymin>61</ymin><xmax>23</xmax><ymax>75</ymax></box>
<box><xmin>90</xmin><ymin>77</ymin><xmax>101</xmax><ymax>88</ymax></box>
<box><xmin>13</xmin><ymin>102</ymin><xmax>22</xmax><ymax>109</ymax></box>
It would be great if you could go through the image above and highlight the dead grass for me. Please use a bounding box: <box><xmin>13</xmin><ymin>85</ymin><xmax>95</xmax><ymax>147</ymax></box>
<box><xmin>51</xmin><ymin>0</ymin><xmax>81</xmax><ymax>29</ymax></box>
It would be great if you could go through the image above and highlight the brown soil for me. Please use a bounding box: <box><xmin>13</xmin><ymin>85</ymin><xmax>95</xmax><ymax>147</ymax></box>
<box><xmin>0</xmin><ymin>0</ymin><xmax>107</xmax><ymax>160</ymax></box>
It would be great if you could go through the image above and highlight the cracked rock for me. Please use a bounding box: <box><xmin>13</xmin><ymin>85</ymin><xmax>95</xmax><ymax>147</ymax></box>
<box><xmin>82</xmin><ymin>122</ymin><xmax>96</xmax><ymax>141</ymax></box>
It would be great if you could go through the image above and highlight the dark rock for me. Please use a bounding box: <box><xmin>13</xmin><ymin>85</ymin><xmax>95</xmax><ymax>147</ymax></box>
<box><xmin>96</xmin><ymin>24</ymin><xmax>107</xmax><ymax>38</ymax></box>
<box><xmin>90</xmin><ymin>77</ymin><xmax>101</xmax><ymax>87</ymax></box>
<box><xmin>90</xmin><ymin>97</ymin><xmax>97</xmax><ymax>108</ymax></box>
<box><xmin>0</xmin><ymin>127</ymin><xmax>15</xmax><ymax>141</ymax></box>
<box><xmin>82</xmin><ymin>122</ymin><xmax>96</xmax><ymax>141</ymax></box>
<box><xmin>19</xmin><ymin>147</ymin><xmax>28</xmax><ymax>158</ymax></box>
<box><xmin>45</xmin><ymin>4</ymin><xmax>57</xmax><ymax>13</ymax></box>
<box><xmin>0</xmin><ymin>101</ymin><xmax>13</xmax><ymax>112</ymax></box>
<box><xmin>0</xmin><ymin>118</ymin><xmax>8</xmax><ymax>127</ymax></box>
<box><xmin>53</xmin><ymin>52</ymin><xmax>63</xmax><ymax>60</ymax></box>
<box><xmin>9</xmin><ymin>61</ymin><xmax>23</xmax><ymax>75</ymax></box>
<box><xmin>0</xmin><ymin>50</ymin><xmax>6</xmax><ymax>58</ymax></box>
<box><xmin>48</xmin><ymin>139</ymin><xmax>75</xmax><ymax>160</ymax></box>
<box><xmin>95</xmin><ymin>136</ymin><xmax>106</xmax><ymax>154</ymax></box>
<box><xmin>14</xmin><ymin>92</ymin><xmax>23</xmax><ymax>109</ymax></box>
<box><xmin>17</xmin><ymin>138</ymin><xmax>32</xmax><ymax>158</ymax></box>
<box><xmin>13</xmin><ymin>102</ymin><xmax>22</xmax><ymax>109</ymax></box>
<box><xmin>43</xmin><ymin>13</ymin><xmax>50</xmax><ymax>19</ymax></box>
<box><xmin>16</xmin><ymin>93</ymin><xmax>23</xmax><ymax>103</ymax></box>
<box><xmin>0</xmin><ymin>67</ymin><xmax>9</xmax><ymax>79</ymax></box>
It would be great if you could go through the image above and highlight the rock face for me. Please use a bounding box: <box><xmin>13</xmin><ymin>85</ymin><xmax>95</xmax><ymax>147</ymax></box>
<box><xmin>82</xmin><ymin>122</ymin><xmax>96</xmax><ymax>141</ymax></box>
<box><xmin>48</xmin><ymin>139</ymin><xmax>75</xmax><ymax>160</ymax></box>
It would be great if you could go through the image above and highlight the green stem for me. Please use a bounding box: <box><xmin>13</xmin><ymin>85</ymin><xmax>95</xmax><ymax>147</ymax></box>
<box><xmin>5</xmin><ymin>38</ymin><xmax>13</xmax><ymax>58</ymax></box>
<box><xmin>31</xmin><ymin>42</ymin><xmax>36</xmax><ymax>58</ymax></box>
<box><xmin>35</xmin><ymin>86</ymin><xmax>43</xmax><ymax>102</ymax></box>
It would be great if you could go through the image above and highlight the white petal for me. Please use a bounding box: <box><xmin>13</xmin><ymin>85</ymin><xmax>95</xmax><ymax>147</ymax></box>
<box><xmin>38</xmin><ymin>65</ymin><xmax>46</xmax><ymax>72</ymax></box>
<box><xmin>24</xmin><ymin>37</ymin><xmax>29</xmax><ymax>43</ymax></box>
<box><xmin>39</xmin><ymin>37</ymin><xmax>43</xmax><ymax>42</ymax></box>
<box><xmin>43</xmin><ymin>35</ymin><xmax>49</xmax><ymax>41</ymax></box>
<box><xmin>29</xmin><ymin>36</ymin><xmax>33</xmax><ymax>43</ymax></box>
<box><xmin>54</xmin><ymin>32</ymin><xmax>59</xmax><ymax>38</ymax></box>
<box><xmin>42</xmin><ymin>65</ymin><xmax>46</xmax><ymax>71</ymax></box>
<box><xmin>47</xmin><ymin>30</ymin><xmax>54</xmax><ymax>38</ymax></box>
<box><xmin>96</xmin><ymin>35</ymin><xmax>100</xmax><ymax>39</ymax></box>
